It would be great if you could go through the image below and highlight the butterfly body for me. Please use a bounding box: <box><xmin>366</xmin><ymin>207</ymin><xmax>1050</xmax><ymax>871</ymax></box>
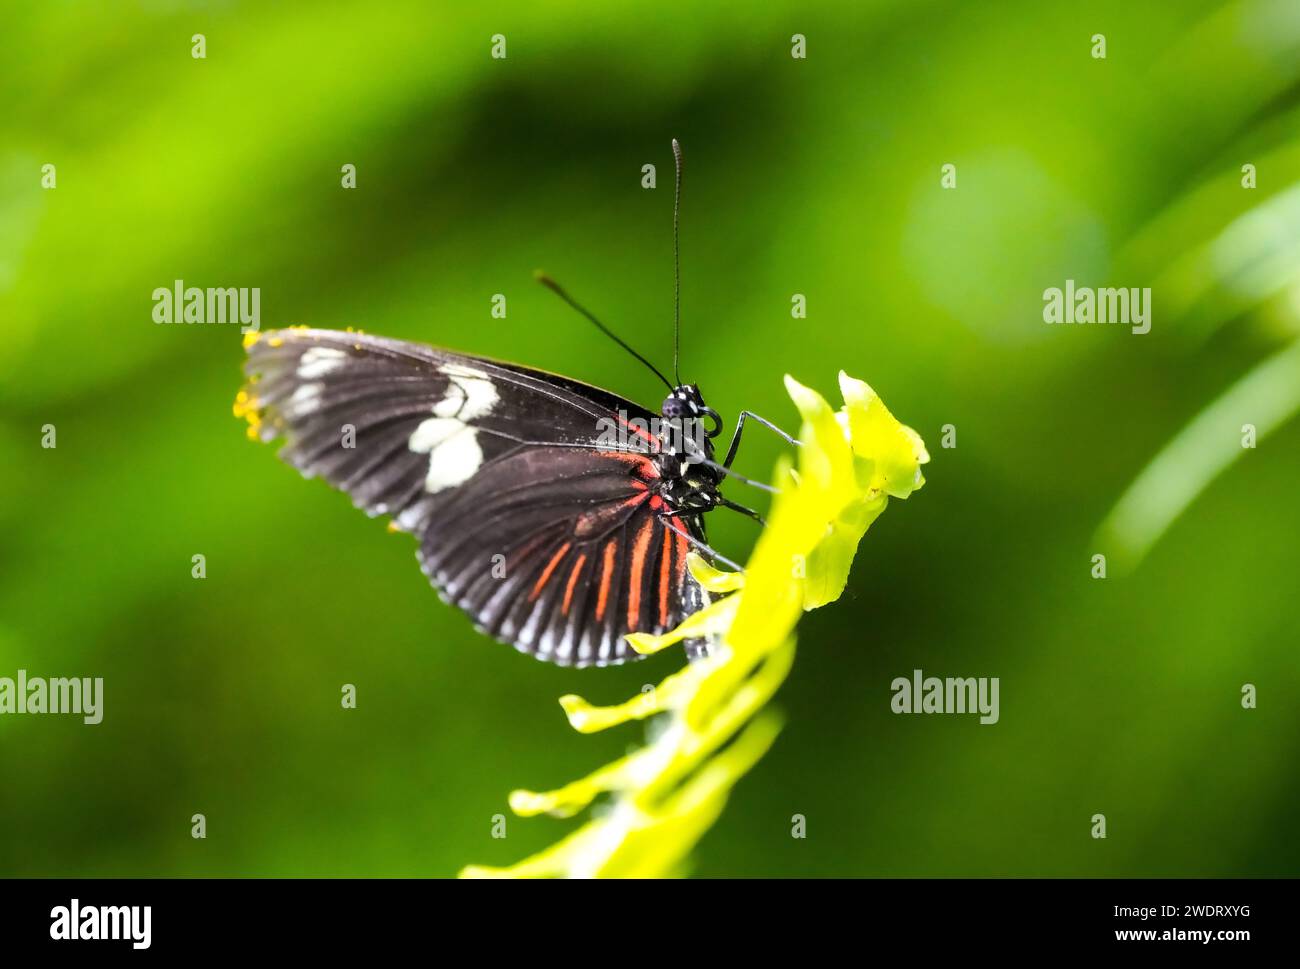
<box><xmin>238</xmin><ymin>328</ymin><xmax>725</xmax><ymax>667</ymax></box>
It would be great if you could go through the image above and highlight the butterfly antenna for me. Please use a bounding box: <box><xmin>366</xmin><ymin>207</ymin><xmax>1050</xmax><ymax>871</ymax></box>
<box><xmin>534</xmin><ymin>271</ymin><xmax>673</xmax><ymax>391</ymax></box>
<box><xmin>671</xmin><ymin>138</ymin><xmax>684</xmax><ymax>387</ymax></box>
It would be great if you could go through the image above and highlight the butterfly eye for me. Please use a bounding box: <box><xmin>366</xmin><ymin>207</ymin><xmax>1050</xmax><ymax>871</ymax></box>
<box><xmin>662</xmin><ymin>396</ymin><xmax>689</xmax><ymax>418</ymax></box>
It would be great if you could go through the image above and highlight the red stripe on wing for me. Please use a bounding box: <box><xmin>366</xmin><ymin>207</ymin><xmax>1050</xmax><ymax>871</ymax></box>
<box><xmin>616</xmin><ymin>415</ymin><xmax>661</xmax><ymax>452</ymax></box>
<box><xmin>531</xmin><ymin>542</ymin><xmax>572</xmax><ymax>601</ymax></box>
<box><xmin>595</xmin><ymin>540</ymin><xmax>617</xmax><ymax>621</ymax></box>
<box><xmin>562</xmin><ymin>553</ymin><xmax>587</xmax><ymax>616</ymax></box>
<box><xmin>658</xmin><ymin>527</ymin><xmax>674</xmax><ymax>628</ymax></box>
<box><xmin>598</xmin><ymin>450</ymin><xmax>660</xmax><ymax>478</ymax></box>
<box><xmin>626</xmin><ymin>516</ymin><xmax>655</xmax><ymax>631</ymax></box>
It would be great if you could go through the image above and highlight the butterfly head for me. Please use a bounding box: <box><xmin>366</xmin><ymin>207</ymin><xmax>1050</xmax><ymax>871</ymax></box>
<box><xmin>662</xmin><ymin>384</ymin><xmax>722</xmax><ymax>438</ymax></box>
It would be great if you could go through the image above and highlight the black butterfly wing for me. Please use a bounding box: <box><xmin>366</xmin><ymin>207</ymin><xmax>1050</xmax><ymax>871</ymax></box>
<box><xmin>239</xmin><ymin>327</ymin><xmax>708</xmax><ymax>667</ymax></box>
<box><xmin>417</xmin><ymin>446</ymin><xmax>708</xmax><ymax>665</ymax></box>
<box><xmin>238</xmin><ymin>327</ymin><xmax>652</xmax><ymax>529</ymax></box>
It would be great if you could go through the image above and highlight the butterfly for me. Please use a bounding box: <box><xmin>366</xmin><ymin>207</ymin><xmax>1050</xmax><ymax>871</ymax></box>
<box><xmin>235</xmin><ymin>141</ymin><xmax>795</xmax><ymax>667</ymax></box>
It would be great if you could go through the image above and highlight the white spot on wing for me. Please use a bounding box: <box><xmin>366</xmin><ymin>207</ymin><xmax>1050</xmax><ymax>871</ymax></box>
<box><xmin>433</xmin><ymin>394</ymin><xmax>462</xmax><ymax>418</ymax></box>
<box><xmin>408</xmin><ymin>417</ymin><xmax>483</xmax><ymax>493</ymax></box>
<box><xmin>298</xmin><ymin>346</ymin><xmax>347</xmax><ymax>379</ymax></box>
<box><xmin>425</xmin><ymin>430</ymin><xmax>482</xmax><ymax>491</ymax></box>
<box><xmin>437</xmin><ymin>364</ymin><xmax>498</xmax><ymax>420</ymax></box>
<box><xmin>289</xmin><ymin>382</ymin><xmax>324</xmax><ymax>415</ymax></box>
<box><xmin>408</xmin><ymin>417</ymin><xmax>463</xmax><ymax>452</ymax></box>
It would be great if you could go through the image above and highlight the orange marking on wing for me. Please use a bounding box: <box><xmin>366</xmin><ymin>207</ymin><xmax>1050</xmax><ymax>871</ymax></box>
<box><xmin>562</xmin><ymin>553</ymin><xmax>587</xmax><ymax>616</ymax></box>
<box><xmin>675</xmin><ymin>532</ymin><xmax>690</xmax><ymax>582</ymax></box>
<box><xmin>599</xmin><ymin>450</ymin><xmax>660</xmax><ymax>477</ymax></box>
<box><xmin>595</xmin><ymin>540</ymin><xmax>617</xmax><ymax>620</ymax></box>
<box><xmin>626</xmin><ymin>516</ymin><xmax>655</xmax><ymax>631</ymax></box>
<box><xmin>617</xmin><ymin>414</ymin><xmax>660</xmax><ymax>451</ymax></box>
<box><xmin>658</xmin><ymin>527</ymin><xmax>673</xmax><ymax>628</ymax></box>
<box><xmin>530</xmin><ymin>542</ymin><xmax>571</xmax><ymax>601</ymax></box>
<box><xmin>662</xmin><ymin>519</ymin><xmax>692</xmax><ymax>605</ymax></box>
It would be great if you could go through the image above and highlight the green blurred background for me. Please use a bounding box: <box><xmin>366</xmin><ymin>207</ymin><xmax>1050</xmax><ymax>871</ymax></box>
<box><xmin>2</xmin><ymin>0</ymin><xmax>1298</xmax><ymax>877</ymax></box>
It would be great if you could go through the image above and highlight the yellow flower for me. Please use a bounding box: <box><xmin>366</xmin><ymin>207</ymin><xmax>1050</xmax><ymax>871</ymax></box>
<box><xmin>461</xmin><ymin>372</ymin><xmax>928</xmax><ymax>878</ymax></box>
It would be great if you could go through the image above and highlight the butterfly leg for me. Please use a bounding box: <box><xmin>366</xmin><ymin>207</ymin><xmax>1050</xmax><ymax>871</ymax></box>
<box><xmin>718</xmin><ymin>496</ymin><xmax>766</xmax><ymax>526</ymax></box>
<box><xmin>662</xmin><ymin>517</ymin><xmax>745</xmax><ymax>572</ymax></box>
<box><xmin>662</xmin><ymin>497</ymin><xmax>762</xmax><ymax>525</ymax></box>
<box><xmin>722</xmin><ymin>411</ymin><xmax>802</xmax><ymax>469</ymax></box>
